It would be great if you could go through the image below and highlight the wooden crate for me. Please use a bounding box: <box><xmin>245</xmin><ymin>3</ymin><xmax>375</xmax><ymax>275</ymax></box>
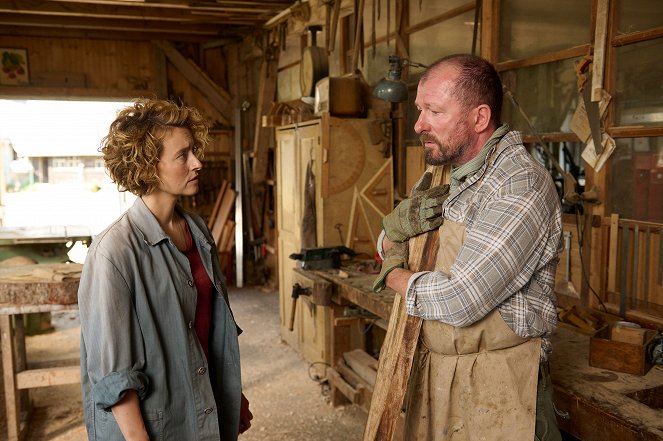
<box><xmin>589</xmin><ymin>324</ymin><xmax>657</xmax><ymax>376</ymax></box>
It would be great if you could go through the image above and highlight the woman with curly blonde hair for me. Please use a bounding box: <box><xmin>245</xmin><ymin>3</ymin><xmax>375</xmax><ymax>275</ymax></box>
<box><xmin>78</xmin><ymin>98</ymin><xmax>252</xmax><ymax>441</ymax></box>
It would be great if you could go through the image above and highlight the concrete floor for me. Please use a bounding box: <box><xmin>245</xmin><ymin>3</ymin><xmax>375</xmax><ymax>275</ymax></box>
<box><xmin>0</xmin><ymin>286</ymin><xmax>367</xmax><ymax>441</ymax></box>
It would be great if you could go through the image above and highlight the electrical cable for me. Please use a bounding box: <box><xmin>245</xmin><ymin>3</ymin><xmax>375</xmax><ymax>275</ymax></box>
<box><xmin>574</xmin><ymin>205</ymin><xmax>608</xmax><ymax>312</ymax></box>
<box><xmin>307</xmin><ymin>361</ymin><xmax>332</xmax><ymax>399</ymax></box>
<box><xmin>307</xmin><ymin>361</ymin><xmax>330</xmax><ymax>383</ymax></box>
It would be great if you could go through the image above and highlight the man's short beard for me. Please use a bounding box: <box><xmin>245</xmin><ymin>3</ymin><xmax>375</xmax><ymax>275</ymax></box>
<box><xmin>421</xmin><ymin>134</ymin><xmax>467</xmax><ymax>166</ymax></box>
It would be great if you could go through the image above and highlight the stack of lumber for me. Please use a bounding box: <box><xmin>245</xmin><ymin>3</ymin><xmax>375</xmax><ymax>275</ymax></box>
<box><xmin>558</xmin><ymin>305</ymin><xmax>603</xmax><ymax>333</ymax></box>
<box><xmin>207</xmin><ymin>180</ymin><xmax>236</xmax><ymax>253</ymax></box>
<box><xmin>327</xmin><ymin>349</ymin><xmax>377</xmax><ymax>412</ymax></box>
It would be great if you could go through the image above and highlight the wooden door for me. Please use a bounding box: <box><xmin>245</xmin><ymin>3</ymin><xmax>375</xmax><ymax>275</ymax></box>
<box><xmin>275</xmin><ymin>124</ymin><xmax>302</xmax><ymax>350</ymax></box>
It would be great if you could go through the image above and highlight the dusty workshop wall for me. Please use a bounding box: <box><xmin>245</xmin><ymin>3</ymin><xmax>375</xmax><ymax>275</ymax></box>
<box><xmin>0</xmin><ymin>36</ymin><xmax>155</xmax><ymax>98</ymax></box>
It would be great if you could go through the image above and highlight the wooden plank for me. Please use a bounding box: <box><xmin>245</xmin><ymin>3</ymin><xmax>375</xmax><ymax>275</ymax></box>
<box><xmin>252</xmin><ymin>56</ymin><xmax>279</xmax><ymax>183</ymax></box>
<box><xmin>327</xmin><ymin>367</ymin><xmax>360</xmax><ymax>403</ymax></box>
<box><xmin>612</xmin><ymin>26</ymin><xmax>663</xmax><ymax>46</ymax></box>
<box><xmin>1</xmin><ymin>314</ymin><xmax>21</xmax><ymax>441</ymax></box>
<box><xmin>220</xmin><ymin>220</ymin><xmax>236</xmax><ymax>252</ymax></box>
<box><xmin>495</xmin><ymin>44</ymin><xmax>589</xmax><ymax>72</ymax></box>
<box><xmin>153</xmin><ymin>44</ymin><xmax>168</xmax><ymax>100</ymax></box>
<box><xmin>363</xmin><ymin>165</ymin><xmax>448</xmax><ymax>441</ymax></box>
<box><xmin>16</xmin><ymin>365</ymin><xmax>80</xmax><ymax>389</ymax></box>
<box><xmin>591</xmin><ymin>0</ymin><xmax>609</xmax><ymax>101</ymax></box>
<box><xmin>152</xmin><ymin>40</ymin><xmax>231</xmax><ymax>125</ymax></box>
<box><xmin>343</xmin><ymin>349</ymin><xmax>378</xmax><ymax>386</ymax></box>
<box><xmin>207</xmin><ymin>180</ymin><xmax>230</xmax><ymax>230</ymax></box>
<box><xmin>608</xmin><ymin>213</ymin><xmax>619</xmax><ymax>292</ymax></box>
<box><xmin>211</xmin><ymin>187</ymin><xmax>236</xmax><ymax>245</ymax></box>
<box><xmin>337</xmin><ymin>361</ymin><xmax>374</xmax><ymax>412</ymax></box>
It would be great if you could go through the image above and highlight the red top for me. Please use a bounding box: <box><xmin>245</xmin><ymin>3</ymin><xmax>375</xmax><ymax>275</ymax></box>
<box><xmin>181</xmin><ymin>222</ymin><xmax>213</xmax><ymax>359</ymax></box>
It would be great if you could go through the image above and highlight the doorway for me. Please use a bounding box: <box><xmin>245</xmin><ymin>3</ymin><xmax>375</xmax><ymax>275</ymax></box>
<box><xmin>0</xmin><ymin>99</ymin><xmax>135</xmax><ymax>263</ymax></box>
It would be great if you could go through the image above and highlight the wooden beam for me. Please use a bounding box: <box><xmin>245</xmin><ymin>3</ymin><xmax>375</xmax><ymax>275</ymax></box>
<box><xmin>496</xmin><ymin>44</ymin><xmax>590</xmax><ymax>72</ymax></box>
<box><xmin>0</xmin><ymin>24</ymin><xmax>215</xmax><ymax>42</ymax></box>
<box><xmin>608</xmin><ymin>126</ymin><xmax>663</xmax><ymax>138</ymax></box>
<box><xmin>1</xmin><ymin>0</ymin><xmax>286</xmax><ymax>20</ymax></box>
<box><xmin>591</xmin><ymin>0</ymin><xmax>609</xmax><ymax>101</ymax></box>
<box><xmin>363</xmin><ymin>165</ymin><xmax>449</xmax><ymax>441</ymax></box>
<box><xmin>252</xmin><ymin>56</ymin><xmax>279</xmax><ymax>183</ymax></box>
<box><xmin>612</xmin><ymin>26</ymin><xmax>663</xmax><ymax>47</ymax></box>
<box><xmin>405</xmin><ymin>1</ymin><xmax>474</xmax><ymax>35</ymax></box>
<box><xmin>16</xmin><ymin>366</ymin><xmax>80</xmax><ymax>389</ymax></box>
<box><xmin>1</xmin><ymin>315</ymin><xmax>22</xmax><ymax>441</ymax></box>
<box><xmin>0</xmin><ymin>85</ymin><xmax>143</xmax><ymax>99</ymax></box>
<box><xmin>153</xmin><ymin>44</ymin><xmax>169</xmax><ymax>100</ymax></box>
<box><xmin>153</xmin><ymin>40</ymin><xmax>232</xmax><ymax>126</ymax></box>
<box><xmin>0</xmin><ymin>12</ymin><xmax>224</xmax><ymax>35</ymax></box>
<box><xmin>480</xmin><ymin>0</ymin><xmax>499</xmax><ymax>63</ymax></box>
<box><xmin>1</xmin><ymin>0</ymin><xmax>211</xmax><ymax>22</ymax></box>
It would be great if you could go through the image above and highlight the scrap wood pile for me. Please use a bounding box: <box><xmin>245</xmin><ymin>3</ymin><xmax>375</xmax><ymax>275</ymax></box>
<box><xmin>327</xmin><ymin>348</ymin><xmax>378</xmax><ymax>411</ymax></box>
<box><xmin>207</xmin><ymin>180</ymin><xmax>236</xmax><ymax>254</ymax></box>
<box><xmin>557</xmin><ymin>305</ymin><xmax>604</xmax><ymax>333</ymax></box>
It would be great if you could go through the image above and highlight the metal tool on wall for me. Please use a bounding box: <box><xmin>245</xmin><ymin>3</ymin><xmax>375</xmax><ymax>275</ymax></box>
<box><xmin>301</xmin><ymin>157</ymin><xmax>317</xmax><ymax>249</ymax></box>
<box><xmin>288</xmin><ymin>283</ymin><xmax>311</xmax><ymax>331</ymax></box>
<box><xmin>556</xmin><ymin>231</ymin><xmax>578</xmax><ymax>297</ymax></box>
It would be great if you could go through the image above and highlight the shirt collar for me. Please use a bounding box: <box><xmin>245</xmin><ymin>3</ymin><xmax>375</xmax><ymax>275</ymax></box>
<box><xmin>450</xmin><ymin>123</ymin><xmax>510</xmax><ymax>190</ymax></box>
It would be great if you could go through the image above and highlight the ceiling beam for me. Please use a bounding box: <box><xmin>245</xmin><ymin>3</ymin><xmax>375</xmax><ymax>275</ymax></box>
<box><xmin>153</xmin><ymin>39</ymin><xmax>233</xmax><ymax>124</ymax></box>
<box><xmin>0</xmin><ymin>24</ymin><xmax>220</xmax><ymax>41</ymax></box>
<box><xmin>2</xmin><ymin>0</ymin><xmax>280</xmax><ymax>21</ymax></box>
<box><xmin>0</xmin><ymin>12</ymin><xmax>230</xmax><ymax>35</ymax></box>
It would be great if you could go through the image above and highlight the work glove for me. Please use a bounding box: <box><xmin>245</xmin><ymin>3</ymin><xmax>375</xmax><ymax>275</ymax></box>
<box><xmin>382</xmin><ymin>171</ymin><xmax>450</xmax><ymax>242</ymax></box>
<box><xmin>372</xmin><ymin>240</ymin><xmax>409</xmax><ymax>293</ymax></box>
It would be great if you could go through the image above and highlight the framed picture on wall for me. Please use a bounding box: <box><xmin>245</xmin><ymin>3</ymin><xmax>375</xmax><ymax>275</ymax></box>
<box><xmin>0</xmin><ymin>48</ymin><xmax>29</xmax><ymax>85</ymax></box>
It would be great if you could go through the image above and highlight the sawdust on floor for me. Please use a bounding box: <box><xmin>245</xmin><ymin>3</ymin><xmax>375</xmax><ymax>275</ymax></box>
<box><xmin>0</xmin><ymin>287</ymin><xmax>367</xmax><ymax>441</ymax></box>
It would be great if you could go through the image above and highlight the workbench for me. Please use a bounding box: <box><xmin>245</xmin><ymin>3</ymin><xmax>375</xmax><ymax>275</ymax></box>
<box><xmin>294</xmin><ymin>265</ymin><xmax>663</xmax><ymax>441</ymax></box>
<box><xmin>0</xmin><ymin>225</ymin><xmax>91</xmax><ymax>263</ymax></box>
<box><xmin>0</xmin><ymin>263</ymin><xmax>82</xmax><ymax>441</ymax></box>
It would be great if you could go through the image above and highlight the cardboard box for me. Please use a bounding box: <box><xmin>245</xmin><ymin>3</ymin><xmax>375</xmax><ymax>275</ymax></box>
<box><xmin>589</xmin><ymin>324</ymin><xmax>656</xmax><ymax>376</ymax></box>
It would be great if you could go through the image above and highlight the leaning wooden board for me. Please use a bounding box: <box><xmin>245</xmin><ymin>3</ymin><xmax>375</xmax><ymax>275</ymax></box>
<box><xmin>0</xmin><ymin>263</ymin><xmax>82</xmax><ymax>305</ymax></box>
<box><xmin>363</xmin><ymin>165</ymin><xmax>449</xmax><ymax>441</ymax></box>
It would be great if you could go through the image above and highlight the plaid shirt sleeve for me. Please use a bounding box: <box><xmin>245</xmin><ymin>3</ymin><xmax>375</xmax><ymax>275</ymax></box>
<box><xmin>405</xmin><ymin>137</ymin><xmax>563</xmax><ymax>359</ymax></box>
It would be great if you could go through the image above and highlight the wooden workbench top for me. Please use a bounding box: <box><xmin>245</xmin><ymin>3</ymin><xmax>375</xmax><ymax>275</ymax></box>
<box><xmin>294</xmin><ymin>266</ymin><xmax>395</xmax><ymax>321</ymax></box>
<box><xmin>0</xmin><ymin>263</ymin><xmax>82</xmax><ymax>305</ymax></box>
<box><xmin>551</xmin><ymin>325</ymin><xmax>663</xmax><ymax>440</ymax></box>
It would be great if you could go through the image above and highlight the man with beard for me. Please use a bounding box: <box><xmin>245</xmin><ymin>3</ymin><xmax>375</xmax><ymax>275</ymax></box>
<box><xmin>372</xmin><ymin>54</ymin><xmax>564</xmax><ymax>440</ymax></box>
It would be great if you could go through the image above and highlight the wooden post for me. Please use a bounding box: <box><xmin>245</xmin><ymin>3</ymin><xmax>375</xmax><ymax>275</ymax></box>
<box><xmin>1</xmin><ymin>315</ymin><xmax>22</xmax><ymax>441</ymax></box>
<box><xmin>363</xmin><ymin>165</ymin><xmax>449</xmax><ymax>441</ymax></box>
<box><xmin>252</xmin><ymin>56</ymin><xmax>279</xmax><ymax>184</ymax></box>
<box><xmin>592</xmin><ymin>0</ymin><xmax>609</xmax><ymax>102</ymax></box>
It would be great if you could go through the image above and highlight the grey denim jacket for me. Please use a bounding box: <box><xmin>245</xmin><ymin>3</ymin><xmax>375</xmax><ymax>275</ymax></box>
<box><xmin>78</xmin><ymin>197</ymin><xmax>242</xmax><ymax>440</ymax></box>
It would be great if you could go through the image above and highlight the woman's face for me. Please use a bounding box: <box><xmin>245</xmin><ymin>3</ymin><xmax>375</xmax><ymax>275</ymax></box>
<box><xmin>155</xmin><ymin>127</ymin><xmax>202</xmax><ymax>198</ymax></box>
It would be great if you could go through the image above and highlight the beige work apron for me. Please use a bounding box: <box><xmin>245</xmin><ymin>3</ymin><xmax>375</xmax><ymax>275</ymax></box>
<box><xmin>403</xmin><ymin>219</ymin><xmax>541</xmax><ymax>441</ymax></box>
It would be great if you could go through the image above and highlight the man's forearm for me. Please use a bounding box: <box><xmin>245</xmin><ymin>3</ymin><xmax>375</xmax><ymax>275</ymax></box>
<box><xmin>385</xmin><ymin>267</ymin><xmax>414</xmax><ymax>297</ymax></box>
<box><xmin>111</xmin><ymin>389</ymin><xmax>149</xmax><ymax>441</ymax></box>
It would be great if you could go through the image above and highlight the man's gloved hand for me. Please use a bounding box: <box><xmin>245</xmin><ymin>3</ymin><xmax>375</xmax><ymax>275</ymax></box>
<box><xmin>382</xmin><ymin>171</ymin><xmax>450</xmax><ymax>242</ymax></box>
<box><xmin>372</xmin><ymin>241</ymin><xmax>409</xmax><ymax>293</ymax></box>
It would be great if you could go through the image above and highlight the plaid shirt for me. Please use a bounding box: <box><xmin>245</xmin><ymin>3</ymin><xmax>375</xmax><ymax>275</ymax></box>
<box><xmin>406</xmin><ymin>131</ymin><xmax>563</xmax><ymax>361</ymax></box>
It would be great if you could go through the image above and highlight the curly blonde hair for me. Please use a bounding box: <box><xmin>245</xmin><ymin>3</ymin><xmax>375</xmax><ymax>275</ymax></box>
<box><xmin>100</xmin><ymin>98</ymin><xmax>209</xmax><ymax>196</ymax></box>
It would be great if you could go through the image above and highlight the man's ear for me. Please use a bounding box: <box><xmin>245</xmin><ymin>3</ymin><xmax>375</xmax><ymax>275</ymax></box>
<box><xmin>473</xmin><ymin>104</ymin><xmax>491</xmax><ymax>133</ymax></box>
